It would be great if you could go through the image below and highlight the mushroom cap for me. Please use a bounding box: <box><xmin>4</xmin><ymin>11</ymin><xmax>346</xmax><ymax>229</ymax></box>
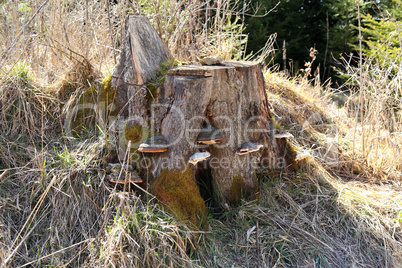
<box><xmin>197</xmin><ymin>126</ymin><xmax>222</xmax><ymax>145</ymax></box>
<box><xmin>274</xmin><ymin>130</ymin><xmax>293</xmax><ymax>139</ymax></box>
<box><xmin>235</xmin><ymin>142</ymin><xmax>263</xmax><ymax>155</ymax></box>
<box><xmin>188</xmin><ymin>151</ymin><xmax>211</xmax><ymax>165</ymax></box>
<box><xmin>107</xmin><ymin>171</ymin><xmax>143</xmax><ymax>184</ymax></box>
<box><xmin>295</xmin><ymin>151</ymin><xmax>310</xmax><ymax>161</ymax></box>
<box><xmin>138</xmin><ymin>135</ymin><xmax>169</xmax><ymax>153</ymax></box>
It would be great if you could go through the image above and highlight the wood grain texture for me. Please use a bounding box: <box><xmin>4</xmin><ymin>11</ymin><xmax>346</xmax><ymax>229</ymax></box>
<box><xmin>111</xmin><ymin>14</ymin><xmax>170</xmax><ymax>116</ymax></box>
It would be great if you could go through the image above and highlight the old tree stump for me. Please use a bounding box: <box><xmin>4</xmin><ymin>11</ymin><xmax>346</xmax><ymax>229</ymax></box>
<box><xmin>103</xmin><ymin>15</ymin><xmax>295</xmax><ymax>229</ymax></box>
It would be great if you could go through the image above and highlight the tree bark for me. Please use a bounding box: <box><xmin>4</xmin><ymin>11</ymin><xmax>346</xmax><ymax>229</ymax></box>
<box><xmin>148</xmin><ymin>62</ymin><xmax>294</xmax><ymax>203</ymax></box>
<box><xmin>111</xmin><ymin>15</ymin><xmax>295</xmax><ymax>205</ymax></box>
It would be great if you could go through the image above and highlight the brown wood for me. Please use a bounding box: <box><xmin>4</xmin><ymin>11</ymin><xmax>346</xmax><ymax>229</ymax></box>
<box><xmin>167</xmin><ymin>66</ymin><xmax>213</xmax><ymax>77</ymax></box>
<box><xmin>111</xmin><ymin>14</ymin><xmax>170</xmax><ymax>116</ymax></box>
<box><xmin>111</xmin><ymin>15</ymin><xmax>294</xmax><ymax>205</ymax></box>
<box><xmin>149</xmin><ymin>62</ymin><xmax>292</xmax><ymax>203</ymax></box>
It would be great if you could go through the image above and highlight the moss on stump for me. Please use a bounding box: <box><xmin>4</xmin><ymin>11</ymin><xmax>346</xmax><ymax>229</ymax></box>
<box><xmin>228</xmin><ymin>174</ymin><xmax>259</xmax><ymax>205</ymax></box>
<box><xmin>152</xmin><ymin>167</ymin><xmax>208</xmax><ymax>230</ymax></box>
<box><xmin>69</xmin><ymin>74</ymin><xmax>118</xmax><ymax>136</ymax></box>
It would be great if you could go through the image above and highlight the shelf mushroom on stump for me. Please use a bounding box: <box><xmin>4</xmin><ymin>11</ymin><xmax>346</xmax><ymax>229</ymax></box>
<box><xmin>144</xmin><ymin>61</ymin><xmax>296</xmax><ymax>204</ymax></box>
<box><xmin>104</xmin><ymin>14</ymin><xmax>295</xmax><ymax>228</ymax></box>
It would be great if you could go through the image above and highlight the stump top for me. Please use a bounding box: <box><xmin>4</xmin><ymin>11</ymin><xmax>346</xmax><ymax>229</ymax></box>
<box><xmin>167</xmin><ymin>61</ymin><xmax>260</xmax><ymax>77</ymax></box>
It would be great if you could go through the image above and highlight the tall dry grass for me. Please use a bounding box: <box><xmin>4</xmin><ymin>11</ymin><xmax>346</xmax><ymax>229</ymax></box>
<box><xmin>264</xmin><ymin>69</ymin><xmax>402</xmax><ymax>266</ymax></box>
<box><xmin>0</xmin><ymin>0</ymin><xmax>256</xmax><ymax>267</ymax></box>
<box><xmin>338</xmin><ymin>56</ymin><xmax>402</xmax><ymax>178</ymax></box>
<box><xmin>0</xmin><ymin>0</ymin><xmax>251</xmax><ymax>85</ymax></box>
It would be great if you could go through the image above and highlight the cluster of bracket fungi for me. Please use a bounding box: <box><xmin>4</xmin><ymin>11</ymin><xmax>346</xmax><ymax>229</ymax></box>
<box><xmin>137</xmin><ymin>124</ymin><xmax>265</xmax><ymax>165</ymax></box>
<box><xmin>106</xmin><ymin>123</ymin><xmax>295</xmax><ymax>185</ymax></box>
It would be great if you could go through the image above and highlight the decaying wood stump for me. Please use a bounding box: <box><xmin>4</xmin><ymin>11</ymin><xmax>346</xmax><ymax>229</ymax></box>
<box><xmin>109</xmin><ymin>14</ymin><xmax>295</xmax><ymax>215</ymax></box>
<box><xmin>111</xmin><ymin>14</ymin><xmax>170</xmax><ymax>116</ymax></box>
<box><xmin>148</xmin><ymin>63</ymin><xmax>295</xmax><ymax>204</ymax></box>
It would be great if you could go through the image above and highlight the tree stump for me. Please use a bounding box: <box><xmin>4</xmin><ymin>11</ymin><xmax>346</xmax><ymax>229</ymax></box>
<box><xmin>111</xmin><ymin>14</ymin><xmax>170</xmax><ymax>116</ymax></box>
<box><xmin>108</xmin><ymin>15</ymin><xmax>295</xmax><ymax>223</ymax></box>
<box><xmin>146</xmin><ymin>62</ymin><xmax>295</xmax><ymax>204</ymax></box>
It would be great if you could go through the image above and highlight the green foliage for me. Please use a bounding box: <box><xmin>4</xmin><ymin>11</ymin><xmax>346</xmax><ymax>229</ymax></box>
<box><xmin>244</xmin><ymin>0</ymin><xmax>399</xmax><ymax>80</ymax></box>
<box><xmin>146</xmin><ymin>58</ymin><xmax>179</xmax><ymax>105</ymax></box>
<box><xmin>10</xmin><ymin>61</ymin><xmax>33</xmax><ymax>80</ymax></box>
<box><xmin>54</xmin><ymin>145</ymin><xmax>76</xmax><ymax>169</ymax></box>
<box><xmin>2</xmin><ymin>61</ymin><xmax>34</xmax><ymax>87</ymax></box>
<box><xmin>398</xmin><ymin>202</ymin><xmax>402</xmax><ymax>223</ymax></box>
<box><xmin>325</xmin><ymin>0</ymin><xmax>360</xmax><ymax>55</ymax></box>
<box><xmin>360</xmin><ymin>12</ymin><xmax>401</xmax><ymax>72</ymax></box>
<box><xmin>245</xmin><ymin>0</ymin><xmax>328</xmax><ymax>70</ymax></box>
<box><xmin>18</xmin><ymin>2</ymin><xmax>31</xmax><ymax>13</ymax></box>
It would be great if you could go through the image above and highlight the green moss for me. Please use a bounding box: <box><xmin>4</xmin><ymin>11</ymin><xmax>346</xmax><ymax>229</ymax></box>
<box><xmin>146</xmin><ymin>58</ymin><xmax>179</xmax><ymax>105</ymax></box>
<box><xmin>99</xmin><ymin>74</ymin><xmax>118</xmax><ymax>116</ymax></box>
<box><xmin>271</xmin><ymin>117</ymin><xmax>281</xmax><ymax>129</ymax></box>
<box><xmin>229</xmin><ymin>174</ymin><xmax>248</xmax><ymax>205</ymax></box>
<box><xmin>152</xmin><ymin>167</ymin><xmax>208</xmax><ymax>230</ymax></box>
<box><xmin>79</xmin><ymin>74</ymin><xmax>115</xmax><ymax>110</ymax></box>
<box><xmin>124</xmin><ymin>123</ymin><xmax>143</xmax><ymax>144</ymax></box>
<box><xmin>157</xmin><ymin>58</ymin><xmax>180</xmax><ymax>83</ymax></box>
<box><xmin>69</xmin><ymin>84</ymin><xmax>97</xmax><ymax>136</ymax></box>
<box><xmin>121</xmin><ymin>123</ymin><xmax>153</xmax><ymax>153</ymax></box>
<box><xmin>99</xmin><ymin>74</ymin><xmax>115</xmax><ymax>103</ymax></box>
<box><xmin>69</xmin><ymin>74</ymin><xmax>118</xmax><ymax>137</ymax></box>
<box><xmin>82</xmin><ymin>84</ymin><xmax>97</xmax><ymax>102</ymax></box>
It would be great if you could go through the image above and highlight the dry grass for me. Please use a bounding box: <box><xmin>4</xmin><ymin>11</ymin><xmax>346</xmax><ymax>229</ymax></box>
<box><xmin>1</xmin><ymin>0</ymin><xmax>402</xmax><ymax>267</ymax></box>
<box><xmin>260</xmin><ymin>70</ymin><xmax>402</xmax><ymax>267</ymax></box>
<box><xmin>139</xmin><ymin>0</ymin><xmax>251</xmax><ymax>62</ymax></box>
<box><xmin>0</xmin><ymin>1</ymin><xmax>254</xmax><ymax>266</ymax></box>
<box><xmin>85</xmin><ymin>192</ymin><xmax>204</xmax><ymax>268</ymax></box>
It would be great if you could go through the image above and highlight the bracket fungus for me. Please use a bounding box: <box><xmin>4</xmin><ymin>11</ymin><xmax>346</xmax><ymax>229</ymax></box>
<box><xmin>138</xmin><ymin>135</ymin><xmax>169</xmax><ymax>153</ymax></box>
<box><xmin>196</xmin><ymin>126</ymin><xmax>223</xmax><ymax>145</ymax></box>
<box><xmin>274</xmin><ymin>129</ymin><xmax>294</xmax><ymax>139</ymax></box>
<box><xmin>105</xmin><ymin>163</ymin><xmax>143</xmax><ymax>184</ymax></box>
<box><xmin>235</xmin><ymin>142</ymin><xmax>264</xmax><ymax>155</ymax></box>
<box><xmin>188</xmin><ymin>151</ymin><xmax>211</xmax><ymax>165</ymax></box>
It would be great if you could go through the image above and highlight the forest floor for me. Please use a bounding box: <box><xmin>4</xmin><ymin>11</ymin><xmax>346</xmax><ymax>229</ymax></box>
<box><xmin>0</xmin><ymin>64</ymin><xmax>401</xmax><ymax>268</ymax></box>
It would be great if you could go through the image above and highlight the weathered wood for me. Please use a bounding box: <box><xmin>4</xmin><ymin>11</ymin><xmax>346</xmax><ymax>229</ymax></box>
<box><xmin>148</xmin><ymin>62</ymin><xmax>294</xmax><ymax>203</ymax></box>
<box><xmin>111</xmin><ymin>14</ymin><xmax>170</xmax><ymax>116</ymax></box>
<box><xmin>167</xmin><ymin>66</ymin><xmax>213</xmax><ymax>77</ymax></box>
<box><xmin>111</xmin><ymin>15</ymin><xmax>295</xmax><ymax>207</ymax></box>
